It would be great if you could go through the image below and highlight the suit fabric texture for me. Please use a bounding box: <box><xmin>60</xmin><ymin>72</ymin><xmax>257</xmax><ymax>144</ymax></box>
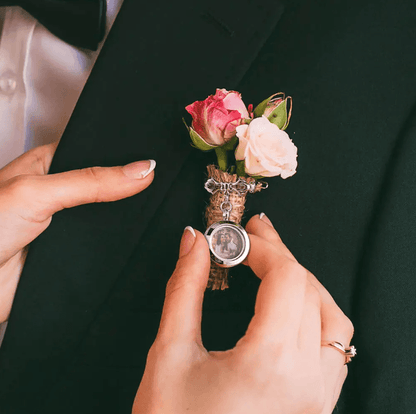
<box><xmin>0</xmin><ymin>0</ymin><xmax>415</xmax><ymax>413</ymax></box>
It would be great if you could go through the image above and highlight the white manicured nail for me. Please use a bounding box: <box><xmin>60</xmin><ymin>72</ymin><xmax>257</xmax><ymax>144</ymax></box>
<box><xmin>259</xmin><ymin>212</ymin><xmax>274</xmax><ymax>227</ymax></box>
<box><xmin>141</xmin><ymin>159</ymin><xmax>156</xmax><ymax>178</ymax></box>
<box><xmin>184</xmin><ymin>226</ymin><xmax>196</xmax><ymax>238</ymax></box>
<box><xmin>123</xmin><ymin>159</ymin><xmax>156</xmax><ymax>179</ymax></box>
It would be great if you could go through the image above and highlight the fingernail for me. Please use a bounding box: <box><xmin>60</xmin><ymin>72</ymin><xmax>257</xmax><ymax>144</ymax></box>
<box><xmin>122</xmin><ymin>159</ymin><xmax>156</xmax><ymax>179</ymax></box>
<box><xmin>259</xmin><ymin>212</ymin><xmax>274</xmax><ymax>228</ymax></box>
<box><xmin>179</xmin><ymin>226</ymin><xmax>196</xmax><ymax>258</ymax></box>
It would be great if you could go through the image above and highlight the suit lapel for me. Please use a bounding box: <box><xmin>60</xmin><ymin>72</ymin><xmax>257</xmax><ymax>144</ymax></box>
<box><xmin>347</xmin><ymin>102</ymin><xmax>416</xmax><ymax>413</ymax></box>
<box><xmin>0</xmin><ymin>0</ymin><xmax>284</xmax><ymax>409</ymax></box>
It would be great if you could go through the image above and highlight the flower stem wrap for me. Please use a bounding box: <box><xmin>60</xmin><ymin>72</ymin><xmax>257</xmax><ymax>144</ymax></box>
<box><xmin>205</xmin><ymin>165</ymin><xmax>263</xmax><ymax>290</ymax></box>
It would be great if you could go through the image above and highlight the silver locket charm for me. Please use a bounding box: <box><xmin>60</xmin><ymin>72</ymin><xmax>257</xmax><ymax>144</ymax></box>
<box><xmin>204</xmin><ymin>220</ymin><xmax>250</xmax><ymax>268</ymax></box>
<box><xmin>204</xmin><ymin>177</ymin><xmax>267</xmax><ymax>268</ymax></box>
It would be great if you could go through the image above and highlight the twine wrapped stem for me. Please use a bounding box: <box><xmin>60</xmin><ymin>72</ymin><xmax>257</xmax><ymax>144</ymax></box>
<box><xmin>205</xmin><ymin>165</ymin><xmax>263</xmax><ymax>290</ymax></box>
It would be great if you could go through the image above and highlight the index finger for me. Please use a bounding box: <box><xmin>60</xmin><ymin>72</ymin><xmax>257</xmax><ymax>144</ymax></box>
<box><xmin>243</xmin><ymin>234</ymin><xmax>308</xmax><ymax>346</ymax></box>
<box><xmin>2</xmin><ymin>161</ymin><xmax>155</xmax><ymax>223</ymax></box>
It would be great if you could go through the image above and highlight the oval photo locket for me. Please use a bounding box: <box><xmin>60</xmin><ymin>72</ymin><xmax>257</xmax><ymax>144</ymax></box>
<box><xmin>204</xmin><ymin>221</ymin><xmax>250</xmax><ymax>268</ymax></box>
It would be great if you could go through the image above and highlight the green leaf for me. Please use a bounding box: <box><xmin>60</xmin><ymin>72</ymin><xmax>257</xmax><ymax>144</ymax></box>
<box><xmin>229</xmin><ymin>165</ymin><xmax>236</xmax><ymax>174</ymax></box>
<box><xmin>215</xmin><ymin>147</ymin><xmax>228</xmax><ymax>171</ymax></box>
<box><xmin>253</xmin><ymin>92</ymin><xmax>285</xmax><ymax>118</ymax></box>
<box><xmin>183</xmin><ymin>119</ymin><xmax>216</xmax><ymax>152</ymax></box>
<box><xmin>221</xmin><ymin>135</ymin><xmax>238</xmax><ymax>151</ymax></box>
<box><xmin>253</xmin><ymin>96</ymin><xmax>272</xmax><ymax>118</ymax></box>
<box><xmin>267</xmin><ymin>99</ymin><xmax>287</xmax><ymax>129</ymax></box>
<box><xmin>236</xmin><ymin>159</ymin><xmax>246</xmax><ymax>177</ymax></box>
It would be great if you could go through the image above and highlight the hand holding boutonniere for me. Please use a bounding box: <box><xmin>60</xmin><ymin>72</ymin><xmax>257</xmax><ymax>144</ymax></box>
<box><xmin>184</xmin><ymin>89</ymin><xmax>298</xmax><ymax>290</ymax></box>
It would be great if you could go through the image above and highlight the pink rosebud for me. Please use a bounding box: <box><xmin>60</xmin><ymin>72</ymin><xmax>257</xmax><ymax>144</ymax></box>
<box><xmin>263</xmin><ymin>97</ymin><xmax>284</xmax><ymax>117</ymax></box>
<box><xmin>186</xmin><ymin>89</ymin><xmax>249</xmax><ymax>146</ymax></box>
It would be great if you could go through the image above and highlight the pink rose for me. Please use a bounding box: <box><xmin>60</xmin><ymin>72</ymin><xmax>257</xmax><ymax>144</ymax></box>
<box><xmin>235</xmin><ymin>116</ymin><xmax>298</xmax><ymax>178</ymax></box>
<box><xmin>186</xmin><ymin>89</ymin><xmax>249</xmax><ymax>146</ymax></box>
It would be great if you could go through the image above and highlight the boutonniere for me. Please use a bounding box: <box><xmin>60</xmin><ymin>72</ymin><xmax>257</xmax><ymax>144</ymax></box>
<box><xmin>184</xmin><ymin>89</ymin><xmax>298</xmax><ymax>290</ymax></box>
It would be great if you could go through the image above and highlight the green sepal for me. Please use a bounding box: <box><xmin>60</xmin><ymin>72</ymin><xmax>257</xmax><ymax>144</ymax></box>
<box><xmin>281</xmin><ymin>96</ymin><xmax>292</xmax><ymax>130</ymax></box>
<box><xmin>236</xmin><ymin>159</ymin><xmax>246</xmax><ymax>177</ymax></box>
<box><xmin>250</xmin><ymin>174</ymin><xmax>265</xmax><ymax>180</ymax></box>
<box><xmin>267</xmin><ymin>99</ymin><xmax>287</xmax><ymax>130</ymax></box>
<box><xmin>253</xmin><ymin>96</ymin><xmax>271</xmax><ymax>118</ymax></box>
<box><xmin>221</xmin><ymin>135</ymin><xmax>238</xmax><ymax>151</ymax></box>
<box><xmin>253</xmin><ymin>92</ymin><xmax>285</xmax><ymax>118</ymax></box>
<box><xmin>215</xmin><ymin>147</ymin><xmax>228</xmax><ymax>171</ymax></box>
<box><xmin>183</xmin><ymin>118</ymin><xmax>216</xmax><ymax>152</ymax></box>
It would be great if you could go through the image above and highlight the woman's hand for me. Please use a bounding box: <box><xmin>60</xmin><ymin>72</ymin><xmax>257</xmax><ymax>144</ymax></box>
<box><xmin>0</xmin><ymin>142</ymin><xmax>155</xmax><ymax>323</ymax></box>
<box><xmin>133</xmin><ymin>214</ymin><xmax>354</xmax><ymax>414</ymax></box>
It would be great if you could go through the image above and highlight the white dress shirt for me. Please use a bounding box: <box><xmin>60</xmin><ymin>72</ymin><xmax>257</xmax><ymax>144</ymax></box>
<box><xmin>0</xmin><ymin>0</ymin><xmax>124</xmax><ymax>346</ymax></box>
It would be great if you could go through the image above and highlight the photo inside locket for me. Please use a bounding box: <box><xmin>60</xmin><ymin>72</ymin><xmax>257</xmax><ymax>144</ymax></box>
<box><xmin>211</xmin><ymin>226</ymin><xmax>244</xmax><ymax>261</ymax></box>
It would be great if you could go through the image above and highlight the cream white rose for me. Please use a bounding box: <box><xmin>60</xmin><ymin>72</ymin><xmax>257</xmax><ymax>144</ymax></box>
<box><xmin>235</xmin><ymin>116</ymin><xmax>297</xmax><ymax>178</ymax></box>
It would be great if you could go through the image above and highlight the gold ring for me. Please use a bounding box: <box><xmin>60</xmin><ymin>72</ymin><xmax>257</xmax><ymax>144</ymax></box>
<box><xmin>321</xmin><ymin>341</ymin><xmax>357</xmax><ymax>364</ymax></box>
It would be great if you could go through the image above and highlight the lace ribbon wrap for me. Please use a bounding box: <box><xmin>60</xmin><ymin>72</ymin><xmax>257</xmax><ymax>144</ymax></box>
<box><xmin>204</xmin><ymin>165</ymin><xmax>263</xmax><ymax>290</ymax></box>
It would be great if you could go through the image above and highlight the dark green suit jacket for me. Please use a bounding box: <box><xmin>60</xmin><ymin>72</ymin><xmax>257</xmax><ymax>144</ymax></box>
<box><xmin>0</xmin><ymin>0</ymin><xmax>415</xmax><ymax>413</ymax></box>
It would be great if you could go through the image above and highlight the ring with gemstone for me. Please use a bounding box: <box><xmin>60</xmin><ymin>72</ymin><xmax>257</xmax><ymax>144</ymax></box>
<box><xmin>321</xmin><ymin>341</ymin><xmax>357</xmax><ymax>364</ymax></box>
